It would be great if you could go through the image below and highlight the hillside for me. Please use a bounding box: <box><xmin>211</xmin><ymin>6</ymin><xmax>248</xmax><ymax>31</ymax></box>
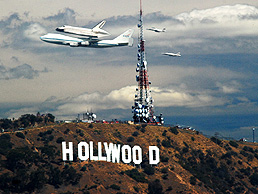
<box><xmin>0</xmin><ymin>123</ymin><xmax>258</xmax><ymax>194</ymax></box>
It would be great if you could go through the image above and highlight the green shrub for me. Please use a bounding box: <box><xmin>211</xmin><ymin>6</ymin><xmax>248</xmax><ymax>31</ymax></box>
<box><xmin>169</xmin><ymin>127</ymin><xmax>179</xmax><ymax>135</ymax></box>
<box><xmin>110</xmin><ymin>184</ymin><xmax>120</xmax><ymax>190</ymax></box>
<box><xmin>161</xmin><ymin>167</ymin><xmax>168</xmax><ymax>173</ymax></box>
<box><xmin>0</xmin><ymin>134</ymin><xmax>12</xmax><ymax>155</ymax></box>
<box><xmin>210</xmin><ymin>137</ymin><xmax>222</xmax><ymax>145</ymax></box>
<box><xmin>56</xmin><ymin>137</ymin><xmax>65</xmax><ymax>144</ymax></box>
<box><xmin>124</xmin><ymin>169</ymin><xmax>148</xmax><ymax>183</ymax></box>
<box><xmin>162</xmin><ymin>130</ymin><xmax>167</xmax><ymax>136</ymax></box>
<box><xmin>143</xmin><ymin>165</ymin><xmax>155</xmax><ymax>175</ymax></box>
<box><xmin>134</xmin><ymin>186</ymin><xmax>139</xmax><ymax>192</ymax></box>
<box><xmin>190</xmin><ymin>176</ymin><xmax>197</xmax><ymax>185</ymax></box>
<box><xmin>166</xmin><ymin>186</ymin><xmax>172</xmax><ymax>191</ymax></box>
<box><xmin>243</xmin><ymin>146</ymin><xmax>254</xmax><ymax>153</ymax></box>
<box><xmin>162</xmin><ymin>174</ymin><xmax>168</xmax><ymax>180</ymax></box>
<box><xmin>132</xmin><ymin>131</ymin><xmax>139</xmax><ymax>137</ymax></box>
<box><xmin>161</xmin><ymin>140</ymin><xmax>171</xmax><ymax>148</ymax></box>
<box><xmin>127</xmin><ymin>136</ymin><xmax>135</xmax><ymax>142</ymax></box>
<box><xmin>229</xmin><ymin>141</ymin><xmax>238</xmax><ymax>148</ymax></box>
<box><xmin>250</xmin><ymin>173</ymin><xmax>258</xmax><ymax>186</ymax></box>
<box><xmin>16</xmin><ymin>132</ymin><xmax>25</xmax><ymax>139</ymax></box>
<box><xmin>160</xmin><ymin>156</ymin><xmax>169</xmax><ymax>162</ymax></box>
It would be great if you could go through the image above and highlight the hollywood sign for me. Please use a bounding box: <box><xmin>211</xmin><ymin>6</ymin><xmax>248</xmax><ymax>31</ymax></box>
<box><xmin>62</xmin><ymin>141</ymin><xmax>160</xmax><ymax>165</ymax></box>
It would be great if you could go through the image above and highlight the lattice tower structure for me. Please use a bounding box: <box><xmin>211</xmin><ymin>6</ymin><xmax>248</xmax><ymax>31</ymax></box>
<box><xmin>132</xmin><ymin>0</ymin><xmax>156</xmax><ymax>124</ymax></box>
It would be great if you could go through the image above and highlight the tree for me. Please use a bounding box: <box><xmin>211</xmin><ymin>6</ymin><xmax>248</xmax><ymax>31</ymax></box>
<box><xmin>46</xmin><ymin>113</ymin><xmax>55</xmax><ymax>123</ymax></box>
<box><xmin>1</xmin><ymin>118</ymin><xmax>13</xmax><ymax>129</ymax></box>
<box><xmin>250</xmin><ymin>173</ymin><xmax>258</xmax><ymax>186</ymax></box>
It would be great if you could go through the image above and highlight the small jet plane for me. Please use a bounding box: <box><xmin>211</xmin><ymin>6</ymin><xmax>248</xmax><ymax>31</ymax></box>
<box><xmin>147</xmin><ymin>27</ymin><xmax>166</xmax><ymax>33</ymax></box>
<box><xmin>40</xmin><ymin>29</ymin><xmax>134</xmax><ymax>48</ymax></box>
<box><xmin>163</xmin><ymin>52</ymin><xmax>181</xmax><ymax>57</ymax></box>
<box><xmin>56</xmin><ymin>20</ymin><xmax>110</xmax><ymax>38</ymax></box>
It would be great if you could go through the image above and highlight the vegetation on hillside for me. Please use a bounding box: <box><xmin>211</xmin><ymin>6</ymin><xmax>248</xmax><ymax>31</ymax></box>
<box><xmin>0</xmin><ymin>112</ymin><xmax>55</xmax><ymax>131</ymax></box>
<box><xmin>0</xmin><ymin>122</ymin><xmax>257</xmax><ymax>193</ymax></box>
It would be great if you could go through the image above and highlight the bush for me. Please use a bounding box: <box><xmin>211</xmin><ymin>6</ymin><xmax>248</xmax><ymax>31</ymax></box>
<box><xmin>166</xmin><ymin>186</ymin><xmax>172</xmax><ymax>191</ymax></box>
<box><xmin>229</xmin><ymin>141</ymin><xmax>238</xmax><ymax>148</ymax></box>
<box><xmin>162</xmin><ymin>130</ymin><xmax>167</xmax><ymax>136</ymax></box>
<box><xmin>250</xmin><ymin>173</ymin><xmax>258</xmax><ymax>186</ymax></box>
<box><xmin>134</xmin><ymin>186</ymin><xmax>139</xmax><ymax>192</ymax></box>
<box><xmin>182</xmin><ymin>147</ymin><xmax>189</xmax><ymax>153</ymax></box>
<box><xmin>56</xmin><ymin>137</ymin><xmax>65</xmax><ymax>144</ymax></box>
<box><xmin>143</xmin><ymin>165</ymin><xmax>155</xmax><ymax>175</ymax></box>
<box><xmin>243</xmin><ymin>146</ymin><xmax>254</xmax><ymax>153</ymax></box>
<box><xmin>0</xmin><ymin>134</ymin><xmax>12</xmax><ymax>155</ymax></box>
<box><xmin>190</xmin><ymin>176</ymin><xmax>197</xmax><ymax>185</ymax></box>
<box><xmin>210</xmin><ymin>137</ymin><xmax>222</xmax><ymax>145</ymax></box>
<box><xmin>132</xmin><ymin>131</ymin><xmax>139</xmax><ymax>137</ymax></box>
<box><xmin>191</xmin><ymin>137</ymin><xmax>195</xmax><ymax>141</ymax></box>
<box><xmin>161</xmin><ymin>140</ymin><xmax>171</xmax><ymax>148</ymax></box>
<box><xmin>169</xmin><ymin>127</ymin><xmax>179</xmax><ymax>135</ymax></box>
<box><xmin>88</xmin><ymin>123</ymin><xmax>94</xmax><ymax>128</ymax></box>
<box><xmin>110</xmin><ymin>184</ymin><xmax>120</xmax><ymax>190</ymax></box>
<box><xmin>64</xmin><ymin>128</ymin><xmax>70</xmax><ymax>134</ymax></box>
<box><xmin>160</xmin><ymin>156</ymin><xmax>169</xmax><ymax>162</ymax></box>
<box><xmin>127</xmin><ymin>136</ymin><xmax>135</xmax><ymax>142</ymax></box>
<box><xmin>16</xmin><ymin>132</ymin><xmax>25</xmax><ymax>139</ymax></box>
<box><xmin>124</xmin><ymin>169</ymin><xmax>148</xmax><ymax>183</ymax></box>
<box><xmin>140</xmin><ymin>127</ymin><xmax>146</xmax><ymax>133</ymax></box>
<box><xmin>161</xmin><ymin>167</ymin><xmax>168</xmax><ymax>173</ymax></box>
<box><xmin>80</xmin><ymin>166</ymin><xmax>86</xmax><ymax>172</ymax></box>
<box><xmin>162</xmin><ymin>174</ymin><xmax>168</xmax><ymax>180</ymax></box>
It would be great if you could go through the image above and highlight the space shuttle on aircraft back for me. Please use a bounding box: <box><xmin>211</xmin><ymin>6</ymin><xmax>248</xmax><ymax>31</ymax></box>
<box><xmin>56</xmin><ymin>20</ymin><xmax>110</xmax><ymax>38</ymax></box>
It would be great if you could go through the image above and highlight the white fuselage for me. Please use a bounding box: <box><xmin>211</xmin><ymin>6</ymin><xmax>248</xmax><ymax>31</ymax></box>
<box><xmin>40</xmin><ymin>29</ymin><xmax>134</xmax><ymax>48</ymax></box>
<box><xmin>147</xmin><ymin>27</ymin><xmax>166</xmax><ymax>33</ymax></box>
<box><xmin>163</xmin><ymin>52</ymin><xmax>181</xmax><ymax>57</ymax></box>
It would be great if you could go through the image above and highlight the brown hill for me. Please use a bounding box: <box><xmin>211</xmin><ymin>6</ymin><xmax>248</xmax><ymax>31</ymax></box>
<box><xmin>0</xmin><ymin>123</ymin><xmax>258</xmax><ymax>194</ymax></box>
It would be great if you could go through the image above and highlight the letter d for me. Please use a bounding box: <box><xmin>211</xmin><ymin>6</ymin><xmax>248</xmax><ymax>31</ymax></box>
<box><xmin>149</xmin><ymin>146</ymin><xmax>160</xmax><ymax>165</ymax></box>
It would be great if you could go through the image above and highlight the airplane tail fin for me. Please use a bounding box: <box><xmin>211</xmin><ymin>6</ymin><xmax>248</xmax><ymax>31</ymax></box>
<box><xmin>177</xmin><ymin>52</ymin><xmax>180</xmax><ymax>55</ymax></box>
<box><xmin>93</xmin><ymin>20</ymin><xmax>106</xmax><ymax>30</ymax></box>
<box><xmin>114</xmin><ymin>29</ymin><xmax>134</xmax><ymax>46</ymax></box>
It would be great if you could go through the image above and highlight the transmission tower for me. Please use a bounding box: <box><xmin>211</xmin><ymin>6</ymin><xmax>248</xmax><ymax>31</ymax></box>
<box><xmin>132</xmin><ymin>0</ymin><xmax>164</xmax><ymax>125</ymax></box>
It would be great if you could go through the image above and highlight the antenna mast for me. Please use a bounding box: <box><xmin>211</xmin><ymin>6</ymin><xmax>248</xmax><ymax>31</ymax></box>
<box><xmin>132</xmin><ymin>0</ymin><xmax>164</xmax><ymax>125</ymax></box>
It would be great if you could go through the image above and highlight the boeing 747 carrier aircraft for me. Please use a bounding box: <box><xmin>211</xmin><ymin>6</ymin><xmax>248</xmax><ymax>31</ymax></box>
<box><xmin>40</xmin><ymin>29</ymin><xmax>134</xmax><ymax>48</ymax></box>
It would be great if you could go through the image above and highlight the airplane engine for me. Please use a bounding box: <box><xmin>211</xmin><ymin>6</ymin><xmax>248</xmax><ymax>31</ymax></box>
<box><xmin>81</xmin><ymin>41</ymin><xmax>90</xmax><ymax>46</ymax></box>
<box><xmin>69</xmin><ymin>42</ymin><xmax>79</xmax><ymax>47</ymax></box>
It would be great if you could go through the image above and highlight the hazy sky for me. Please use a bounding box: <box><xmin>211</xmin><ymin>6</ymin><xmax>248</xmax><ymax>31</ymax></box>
<box><xmin>1</xmin><ymin>0</ymin><xmax>258</xmax><ymax>138</ymax></box>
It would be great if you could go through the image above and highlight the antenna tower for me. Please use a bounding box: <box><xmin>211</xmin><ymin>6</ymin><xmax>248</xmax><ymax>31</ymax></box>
<box><xmin>132</xmin><ymin>0</ymin><xmax>164</xmax><ymax>125</ymax></box>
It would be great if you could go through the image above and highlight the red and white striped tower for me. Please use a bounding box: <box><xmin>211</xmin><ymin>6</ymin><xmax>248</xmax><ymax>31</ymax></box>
<box><xmin>132</xmin><ymin>0</ymin><xmax>164</xmax><ymax>125</ymax></box>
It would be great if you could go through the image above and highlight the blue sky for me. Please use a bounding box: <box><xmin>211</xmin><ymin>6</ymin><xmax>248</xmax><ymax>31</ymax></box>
<box><xmin>1</xmin><ymin>0</ymin><xmax>258</xmax><ymax>140</ymax></box>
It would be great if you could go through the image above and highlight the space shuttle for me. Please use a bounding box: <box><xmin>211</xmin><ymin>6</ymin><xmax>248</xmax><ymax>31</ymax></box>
<box><xmin>56</xmin><ymin>20</ymin><xmax>111</xmax><ymax>38</ymax></box>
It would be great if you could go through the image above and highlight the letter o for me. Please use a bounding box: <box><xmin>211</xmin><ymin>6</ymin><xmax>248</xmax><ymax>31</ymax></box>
<box><xmin>78</xmin><ymin>142</ymin><xmax>89</xmax><ymax>161</ymax></box>
<box><xmin>121</xmin><ymin>145</ymin><xmax>132</xmax><ymax>163</ymax></box>
<box><xmin>132</xmin><ymin>145</ymin><xmax>142</xmax><ymax>164</ymax></box>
